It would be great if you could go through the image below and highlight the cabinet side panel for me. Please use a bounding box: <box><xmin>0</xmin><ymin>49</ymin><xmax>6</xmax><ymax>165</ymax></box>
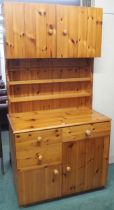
<box><xmin>95</xmin><ymin>8</ymin><xmax>103</xmax><ymax>56</ymax></box>
<box><xmin>9</xmin><ymin>126</ymin><xmax>18</xmax><ymax>196</ymax></box>
<box><xmin>101</xmin><ymin>136</ymin><xmax>110</xmax><ymax>186</ymax></box>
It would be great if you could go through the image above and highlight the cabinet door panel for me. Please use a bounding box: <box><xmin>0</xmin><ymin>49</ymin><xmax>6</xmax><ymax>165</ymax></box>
<box><xmin>62</xmin><ymin>140</ymin><xmax>86</xmax><ymax>195</ymax></box>
<box><xmin>57</xmin><ymin>6</ymin><xmax>102</xmax><ymax>58</ymax></box>
<box><xmin>78</xmin><ymin>7</ymin><xmax>88</xmax><ymax>57</ymax></box>
<box><xmin>18</xmin><ymin>164</ymin><xmax>62</xmax><ymax>205</ymax></box>
<box><xmin>24</xmin><ymin>4</ymin><xmax>36</xmax><ymax>58</ymax></box>
<box><xmin>57</xmin><ymin>6</ymin><xmax>88</xmax><ymax>58</ymax></box>
<box><xmin>4</xmin><ymin>3</ymin><xmax>14</xmax><ymax>58</ymax></box>
<box><xmin>35</xmin><ymin>4</ymin><xmax>56</xmax><ymax>58</ymax></box>
<box><xmin>45</xmin><ymin>164</ymin><xmax>62</xmax><ymax>200</ymax></box>
<box><xmin>4</xmin><ymin>3</ymin><xmax>56</xmax><ymax>58</ymax></box>
<box><xmin>13</xmin><ymin>3</ymin><xmax>25</xmax><ymax>58</ymax></box>
<box><xmin>57</xmin><ymin>5</ymin><xmax>79</xmax><ymax>58</ymax></box>
<box><xmin>86</xmin><ymin>8</ymin><xmax>97</xmax><ymax>57</ymax></box>
<box><xmin>4</xmin><ymin>2</ymin><xmax>25</xmax><ymax>58</ymax></box>
<box><xmin>62</xmin><ymin>136</ymin><xmax>110</xmax><ymax>196</ymax></box>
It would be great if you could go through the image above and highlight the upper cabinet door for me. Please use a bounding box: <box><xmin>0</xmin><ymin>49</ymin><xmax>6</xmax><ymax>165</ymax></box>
<box><xmin>35</xmin><ymin>4</ymin><xmax>56</xmax><ymax>58</ymax></box>
<box><xmin>57</xmin><ymin>5</ymin><xmax>103</xmax><ymax>58</ymax></box>
<box><xmin>24</xmin><ymin>3</ymin><xmax>56</xmax><ymax>58</ymax></box>
<box><xmin>4</xmin><ymin>3</ymin><xmax>25</xmax><ymax>58</ymax></box>
<box><xmin>4</xmin><ymin>3</ymin><xmax>56</xmax><ymax>58</ymax></box>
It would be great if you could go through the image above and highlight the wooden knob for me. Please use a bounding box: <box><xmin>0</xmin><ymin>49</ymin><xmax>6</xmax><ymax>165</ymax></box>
<box><xmin>37</xmin><ymin>136</ymin><xmax>42</xmax><ymax>143</ymax></box>
<box><xmin>63</xmin><ymin>29</ymin><xmax>68</xmax><ymax>36</ymax></box>
<box><xmin>85</xmin><ymin>130</ymin><xmax>92</xmax><ymax>137</ymax></box>
<box><xmin>48</xmin><ymin>29</ymin><xmax>53</xmax><ymax>35</ymax></box>
<box><xmin>38</xmin><ymin>155</ymin><xmax>43</xmax><ymax>161</ymax></box>
<box><xmin>53</xmin><ymin>169</ymin><xmax>59</xmax><ymax>175</ymax></box>
<box><xmin>66</xmin><ymin>166</ymin><xmax>71</xmax><ymax>172</ymax></box>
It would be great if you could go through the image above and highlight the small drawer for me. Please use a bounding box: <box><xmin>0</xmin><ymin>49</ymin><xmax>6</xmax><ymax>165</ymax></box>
<box><xmin>62</xmin><ymin>121</ymin><xmax>111</xmax><ymax>142</ymax></box>
<box><xmin>15</xmin><ymin>128</ymin><xmax>61</xmax><ymax>145</ymax></box>
<box><xmin>16</xmin><ymin>142</ymin><xmax>62</xmax><ymax>169</ymax></box>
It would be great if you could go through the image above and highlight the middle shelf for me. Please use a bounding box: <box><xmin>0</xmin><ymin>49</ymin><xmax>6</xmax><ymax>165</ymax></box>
<box><xmin>9</xmin><ymin>77</ymin><xmax>91</xmax><ymax>86</ymax></box>
<box><xmin>9</xmin><ymin>91</ymin><xmax>91</xmax><ymax>103</ymax></box>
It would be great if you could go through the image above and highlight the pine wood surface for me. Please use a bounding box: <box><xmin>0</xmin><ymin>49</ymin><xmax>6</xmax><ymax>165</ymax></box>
<box><xmin>6</xmin><ymin>58</ymin><xmax>93</xmax><ymax>113</ymax></box>
<box><xmin>4</xmin><ymin>2</ymin><xmax>111</xmax><ymax>207</ymax></box>
<box><xmin>16</xmin><ymin>142</ymin><xmax>62</xmax><ymax>169</ymax></box>
<box><xmin>9</xmin><ymin>78</ymin><xmax>91</xmax><ymax>86</ymax></box>
<box><xmin>8</xmin><ymin>108</ymin><xmax>111</xmax><ymax>133</ymax></box>
<box><xmin>62</xmin><ymin>136</ymin><xmax>110</xmax><ymax>195</ymax></box>
<box><xmin>4</xmin><ymin>2</ymin><xmax>102</xmax><ymax>59</ymax></box>
<box><xmin>17</xmin><ymin>164</ymin><xmax>62</xmax><ymax>205</ymax></box>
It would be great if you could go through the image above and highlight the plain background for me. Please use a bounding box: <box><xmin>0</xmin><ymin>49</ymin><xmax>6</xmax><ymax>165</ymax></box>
<box><xmin>93</xmin><ymin>0</ymin><xmax>114</xmax><ymax>163</ymax></box>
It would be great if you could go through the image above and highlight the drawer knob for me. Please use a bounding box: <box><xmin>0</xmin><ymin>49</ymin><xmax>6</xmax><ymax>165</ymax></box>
<box><xmin>85</xmin><ymin>130</ymin><xmax>92</xmax><ymax>136</ymax></box>
<box><xmin>63</xmin><ymin>29</ymin><xmax>68</xmax><ymax>36</ymax></box>
<box><xmin>38</xmin><ymin>155</ymin><xmax>43</xmax><ymax>161</ymax></box>
<box><xmin>53</xmin><ymin>169</ymin><xmax>59</xmax><ymax>175</ymax></box>
<box><xmin>66</xmin><ymin>166</ymin><xmax>71</xmax><ymax>172</ymax></box>
<box><xmin>48</xmin><ymin>29</ymin><xmax>53</xmax><ymax>35</ymax></box>
<box><xmin>37</xmin><ymin>136</ymin><xmax>42</xmax><ymax>142</ymax></box>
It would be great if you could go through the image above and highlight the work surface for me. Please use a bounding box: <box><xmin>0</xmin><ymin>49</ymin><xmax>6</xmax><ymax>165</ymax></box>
<box><xmin>8</xmin><ymin>108</ymin><xmax>111</xmax><ymax>133</ymax></box>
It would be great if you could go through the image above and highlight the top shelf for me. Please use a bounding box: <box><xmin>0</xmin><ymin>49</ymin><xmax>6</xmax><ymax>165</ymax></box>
<box><xmin>9</xmin><ymin>77</ymin><xmax>91</xmax><ymax>86</ymax></box>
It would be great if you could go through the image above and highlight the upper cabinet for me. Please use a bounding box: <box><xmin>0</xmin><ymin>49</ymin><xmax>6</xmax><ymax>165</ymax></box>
<box><xmin>4</xmin><ymin>2</ymin><xmax>103</xmax><ymax>59</ymax></box>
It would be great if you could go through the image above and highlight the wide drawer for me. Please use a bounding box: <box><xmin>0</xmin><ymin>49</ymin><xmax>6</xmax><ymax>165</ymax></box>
<box><xmin>62</xmin><ymin>121</ymin><xmax>111</xmax><ymax>142</ymax></box>
<box><xmin>16</xmin><ymin>141</ymin><xmax>62</xmax><ymax>169</ymax></box>
<box><xmin>15</xmin><ymin>128</ymin><xmax>61</xmax><ymax>145</ymax></box>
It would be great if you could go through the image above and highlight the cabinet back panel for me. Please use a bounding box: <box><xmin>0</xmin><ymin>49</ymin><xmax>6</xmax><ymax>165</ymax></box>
<box><xmin>9</xmin><ymin>82</ymin><xmax>91</xmax><ymax>97</ymax></box>
<box><xmin>9</xmin><ymin>98</ymin><xmax>91</xmax><ymax>113</ymax></box>
<box><xmin>7</xmin><ymin>59</ymin><xmax>93</xmax><ymax>113</ymax></box>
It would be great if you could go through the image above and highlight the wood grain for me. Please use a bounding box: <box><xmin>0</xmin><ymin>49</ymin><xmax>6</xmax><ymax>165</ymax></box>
<box><xmin>17</xmin><ymin>164</ymin><xmax>62</xmax><ymax>205</ymax></box>
<box><xmin>4</xmin><ymin>2</ymin><xmax>110</xmax><ymax>207</ymax></box>
<box><xmin>16</xmin><ymin>142</ymin><xmax>62</xmax><ymax>169</ymax></box>
<box><xmin>4</xmin><ymin>3</ymin><xmax>103</xmax><ymax>58</ymax></box>
<box><xmin>7</xmin><ymin>58</ymin><xmax>92</xmax><ymax>113</ymax></box>
<box><xmin>8</xmin><ymin>109</ymin><xmax>111</xmax><ymax>133</ymax></box>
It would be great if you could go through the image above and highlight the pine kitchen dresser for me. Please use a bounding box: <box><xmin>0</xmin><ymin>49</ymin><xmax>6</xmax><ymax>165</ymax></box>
<box><xmin>3</xmin><ymin>2</ymin><xmax>111</xmax><ymax>206</ymax></box>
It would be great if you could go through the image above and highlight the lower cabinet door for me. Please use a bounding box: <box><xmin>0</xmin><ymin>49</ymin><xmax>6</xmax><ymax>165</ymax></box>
<box><xmin>17</xmin><ymin>164</ymin><xmax>62</xmax><ymax>206</ymax></box>
<box><xmin>62</xmin><ymin>136</ymin><xmax>110</xmax><ymax>196</ymax></box>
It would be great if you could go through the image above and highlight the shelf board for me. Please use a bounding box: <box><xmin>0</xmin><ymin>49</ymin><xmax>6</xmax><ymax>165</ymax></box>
<box><xmin>9</xmin><ymin>91</ymin><xmax>91</xmax><ymax>103</ymax></box>
<box><xmin>9</xmin><ymin>78</ymin><xmax>91</xmax><ymax>86</ymax></box>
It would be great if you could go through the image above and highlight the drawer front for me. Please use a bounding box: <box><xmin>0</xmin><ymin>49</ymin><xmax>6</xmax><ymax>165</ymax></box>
<box><xmin>62</xmin><ymin>121</ymin><xmax>111</xmax><ymax>142</ymax></box>
<box><xmin>15</xmin><ymin>128</ymin><xmax>61</xmax><ymax>145</ymax></box>
<box><xmin>16</xmin><ymin>142</ymin><xmax>62</xmax><ymax>169</ymax></box>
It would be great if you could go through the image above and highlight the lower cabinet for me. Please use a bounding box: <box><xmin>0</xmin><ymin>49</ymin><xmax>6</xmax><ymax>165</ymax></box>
<box><xmin>16</xmin><ymin>135</ymin><xmax>110</xmax><ymax>206</ymax></box>
<box><xmin>17</xmin><ymin>164</ymin><xmax>62</xmax><ymax>205</ymax></box>
<box><xmin>10</xmin><ymin>120</ymin><xmax>111</xmax><ymax>206</ymax></box>
<box><xmin>62</xmin><ymin>136</ymin><xmax>110</xmax><ymax>195</ymax></box>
